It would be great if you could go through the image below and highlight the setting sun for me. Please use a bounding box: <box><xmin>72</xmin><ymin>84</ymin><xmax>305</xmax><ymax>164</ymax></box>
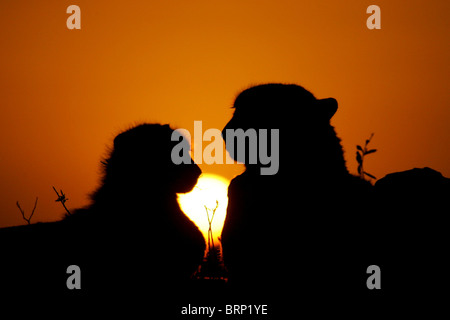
<box><xmin>178</xmin><ymin>173</ymin><xmax>229</xmax><ymax>244</ymax></box>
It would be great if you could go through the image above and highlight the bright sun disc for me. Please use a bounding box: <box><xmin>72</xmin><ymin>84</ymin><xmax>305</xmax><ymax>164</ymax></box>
<box><xmin>177</xmin><ymin>173</ymin><xmax>229</xmax><ymax>243</ymax></box>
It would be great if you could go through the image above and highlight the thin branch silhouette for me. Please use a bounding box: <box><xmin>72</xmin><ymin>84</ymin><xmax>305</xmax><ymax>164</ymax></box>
<box><xmin>16</xmin><ymin>197</ymin><xmax>38</xmax><ymax>225</ymax></box>
<box><xmin>52</xmin><ymin>186</ymin><xmax>71</xmax><ymax>216</ymax></box>
<box><xmin>356</xmin><ymin>133</ymin><xmax>377</xmax><ymax>180</ymax></box>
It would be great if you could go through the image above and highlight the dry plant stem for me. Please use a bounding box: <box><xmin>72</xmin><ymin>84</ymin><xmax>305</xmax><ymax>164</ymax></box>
<box><xmin>356</xmin><ymin>133</ymin><xmax>377</xmax><ymax>180</ymax></box>
<box><xmin>52</xmin><ymin>186</ymin><xmax>71</xmax><ymax>216</ymax></box>
<box><xmin>204</xmin><ymin>201</ymin><xmax>219</xmax><ymax>251</ymax></box>
<box><xmin>16</xmin><ymin>197</ymin><xmax>38</xmax><ymax>224</ymax></box>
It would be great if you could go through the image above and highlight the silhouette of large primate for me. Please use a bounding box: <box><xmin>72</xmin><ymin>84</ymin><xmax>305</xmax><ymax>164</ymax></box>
<box><xmin>0</xmin><ymin>124</ymin><xmax>205</xmax><ymax>302</ymax></box>
<box><xmin>221</xmin><ymin>84</ymin><xmax>373</xmax><ymax>304</ymax></box>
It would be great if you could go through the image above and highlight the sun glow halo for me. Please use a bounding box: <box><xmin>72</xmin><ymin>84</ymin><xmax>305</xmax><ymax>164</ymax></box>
<box><xmin>177</xmin><ymin>173</ymin><xmax>229</xmax><ymax>243</ymax></box>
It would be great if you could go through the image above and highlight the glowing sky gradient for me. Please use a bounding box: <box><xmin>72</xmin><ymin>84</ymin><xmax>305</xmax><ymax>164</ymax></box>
<box><xmin>0</xmin><ymin>0</ymin><xmax>448</xmax><ymax>227</ymax></box>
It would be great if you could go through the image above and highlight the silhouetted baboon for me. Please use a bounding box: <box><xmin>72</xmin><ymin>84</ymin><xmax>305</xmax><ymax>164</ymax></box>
<box><xmin>66</xmin><ymin>124</ymin><xmax>206</xmax><ymax>293</ymax></box>
<box><xmin>221</xmin><ymin>84</ymin><xmax>373</xmax><ymax>304</ymax></box>
<box><xmin>0</xmin><ymin>124</ymin><xmax>205</xmax><ymax>303</ymax></box>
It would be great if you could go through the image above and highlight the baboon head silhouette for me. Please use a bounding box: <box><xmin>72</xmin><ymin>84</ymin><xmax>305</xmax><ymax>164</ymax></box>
<box><xmin>105</xmin><ymin>124</ymin><xmax>201</xmax><ymax>195</ymax></box>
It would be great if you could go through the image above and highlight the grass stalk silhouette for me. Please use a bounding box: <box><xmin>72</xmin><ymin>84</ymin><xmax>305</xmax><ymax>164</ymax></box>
<box><xmin>204</xmin><ymin>200</ymin><xmax>219</xmax><ymax>253</ymax></box>
<box><xmin>356</xmin><ymin>133</ymin><xmax>377</xmax><ymax>180</ymax></box>
<box><xmin>52</xmin><ymin>186</ymin><xmax>71</xmax><ymax>216</ymax></box>
<box><xmin>195</xmin><ymin>200</ymin><xmax>227</xmax><ymax>281</ymax></box>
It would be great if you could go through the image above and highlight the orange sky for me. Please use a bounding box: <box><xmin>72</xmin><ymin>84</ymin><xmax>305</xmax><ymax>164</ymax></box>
<box><xmin>0</xmin><ymin>0</ymin><xmax>449</xmax><ymax>227</ymax></box>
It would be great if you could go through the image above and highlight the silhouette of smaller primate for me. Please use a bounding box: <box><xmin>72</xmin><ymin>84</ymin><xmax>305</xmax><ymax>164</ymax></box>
<box><xmin>221</xmin><ymin>84</ymin><xmax>373</xmax><ymax>308</ymax></box>
<box><xmin>66</xmin><ymin>124</ymin><xmax>206</xmax><ymax>295</ymax></box>
<box><xmin>0</xmin><ymin>124</ymin><xmax>205</xmax><ymax>304</ymax></box>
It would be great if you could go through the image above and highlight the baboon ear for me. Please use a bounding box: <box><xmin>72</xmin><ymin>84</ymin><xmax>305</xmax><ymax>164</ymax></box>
<box><xmin>318</xmin><ymin>98</ymin><xmax>338</xmax><ymax>120</ymax></box>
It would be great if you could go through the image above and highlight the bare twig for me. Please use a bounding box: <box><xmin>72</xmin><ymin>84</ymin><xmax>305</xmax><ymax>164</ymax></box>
<box><xmin>16</xmin><ymin>197</ymin><xmax>38</xmax><ymax>225</ymax></box>
<box><xmin>52</xmin><ymin>186</ymin><xmax>71</xmax><ymax>216</ymax></box>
